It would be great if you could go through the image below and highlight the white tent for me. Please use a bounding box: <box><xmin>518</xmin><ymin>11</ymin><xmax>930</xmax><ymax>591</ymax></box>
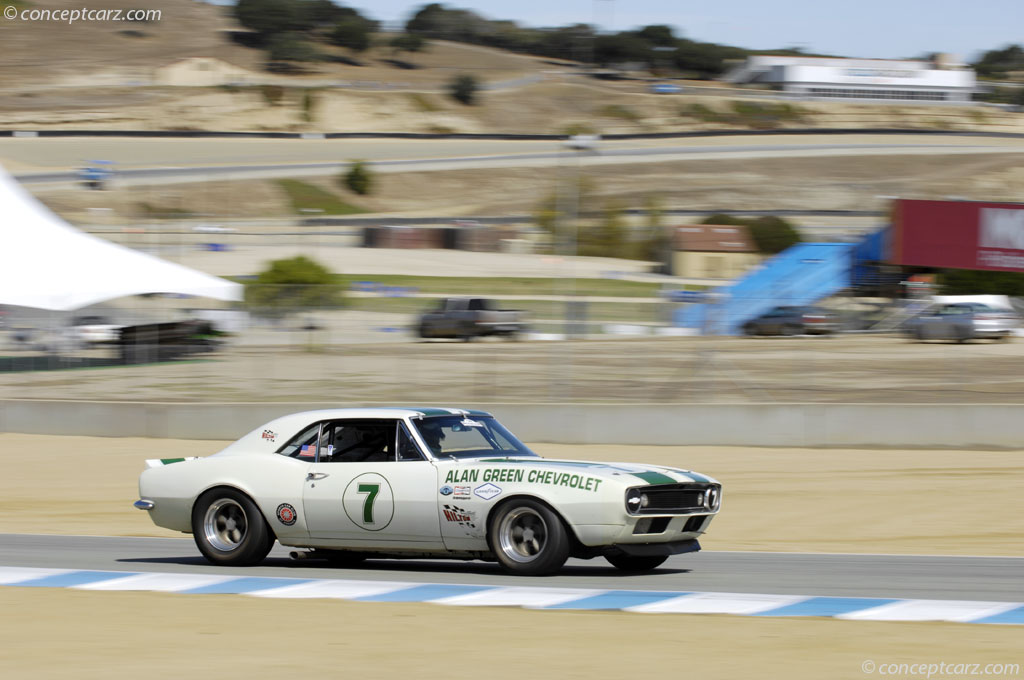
<box><xmin>0</xmin><ymin>166</ymin><xmax>241</xmax><ymax>311</ymax></box>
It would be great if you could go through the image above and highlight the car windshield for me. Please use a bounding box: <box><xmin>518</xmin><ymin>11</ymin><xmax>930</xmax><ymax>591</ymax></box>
<box><xmin>411</xmin><ymin>416</ymin><xmax>538</xmax><ymax>460</ymax></box>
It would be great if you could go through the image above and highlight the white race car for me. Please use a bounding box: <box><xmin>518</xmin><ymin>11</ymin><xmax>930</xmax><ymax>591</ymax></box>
<box><xmin>136</xmin><ymin>408</ymin><xmax>722</xmax><ymax>575</ymax></box>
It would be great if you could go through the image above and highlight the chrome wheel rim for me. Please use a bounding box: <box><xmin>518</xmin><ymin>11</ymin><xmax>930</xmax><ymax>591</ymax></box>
<box><xmin>497</xmin><ymin>507</ymin><xmax>548</xmax><ymax>563</ymax></box>
<box><xmin>204</xmin><ymin>498</ymin><xmax>247</xmax><ymax>552</ymax></box>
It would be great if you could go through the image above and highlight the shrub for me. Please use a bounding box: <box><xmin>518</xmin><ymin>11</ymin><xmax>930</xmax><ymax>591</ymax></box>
<box><xmin>449</xmin><ymin>74</ymin><xmax>479</xmax><ymax>106</ymax></box>
<box><xmin>342</xmin><ymin>160</ymin><xmax>374</xmax><ymax>195</ymax></box>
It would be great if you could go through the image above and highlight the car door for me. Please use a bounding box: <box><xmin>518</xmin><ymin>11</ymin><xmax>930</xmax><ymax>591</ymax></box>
<box><xmin>301</xmin><ymin>419</ymin><xmax>443</xmax><ymax>547</ymax></box>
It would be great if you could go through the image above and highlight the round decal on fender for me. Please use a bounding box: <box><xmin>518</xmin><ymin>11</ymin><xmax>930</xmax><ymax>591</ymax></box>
<box><xmin>276</xmin><ymin>503</ymin><xmax>297</xmax><ymax>526</ymax></box>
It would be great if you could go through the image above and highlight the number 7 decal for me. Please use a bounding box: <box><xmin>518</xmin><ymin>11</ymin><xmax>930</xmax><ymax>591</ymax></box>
<box><xmin>344</xmin><ymin>473</ymin><xmax>393</xmax><ymax>531</ymax></box>
<box><xmin>357</xmin><ymin>483</ymin><xmax>380</xmax><ymax>523</ymax></box>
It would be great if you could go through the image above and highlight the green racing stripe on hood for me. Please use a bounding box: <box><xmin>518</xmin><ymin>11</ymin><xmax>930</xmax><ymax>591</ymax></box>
<box><xmin>159</xmin><ymin>458</ymin><xmax>186</xmax><ymax>465</ymax></box>
<box><xmin>630</xmin><ymin>470</ymin><xmax>678</xmax><ymax>485</ymax></box>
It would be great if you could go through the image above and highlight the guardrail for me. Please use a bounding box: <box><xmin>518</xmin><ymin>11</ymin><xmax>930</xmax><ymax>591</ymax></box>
<box><xmin>3</xmin><ymin>128</ymin><xmax>1024</xmax><ymax>141</ymax></box>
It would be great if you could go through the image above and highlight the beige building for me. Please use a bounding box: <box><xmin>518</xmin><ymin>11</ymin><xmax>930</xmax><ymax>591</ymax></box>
<box><xmin>672</xmin><ymin>224</ymin><xmax>761</xmax><ymax>279</ymax></box>
<box><xmin>154</xmin><ymin>57</ymin><xmax>257</xmax><ymax>87</ymax></box>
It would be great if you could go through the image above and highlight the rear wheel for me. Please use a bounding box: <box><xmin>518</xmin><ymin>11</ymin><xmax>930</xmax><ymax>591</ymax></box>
<box><xmin>489</xmin><ymin>499</ymin><xmax>569</xmax><ymax>576</ymax></box>
<box><xmin>605</xmin><ymin>554</ymin><xmax>669</xmax><ymax>572</ymax></box>
<box><xmin>742</xmin><ymin>323</ymin><xmax>758</xmax><ymax>337</ymax></box>
<box><xmin>192</xmin><ymin>488</ymin><xmax>274</xmax><ymax>566</ymax></box>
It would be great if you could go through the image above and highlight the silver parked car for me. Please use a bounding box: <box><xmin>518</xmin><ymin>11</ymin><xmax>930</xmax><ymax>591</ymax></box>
<box><xmin>904</xmin><ymin>303</ymin><xmax>1020</xmax><ymax>342</ymax></box>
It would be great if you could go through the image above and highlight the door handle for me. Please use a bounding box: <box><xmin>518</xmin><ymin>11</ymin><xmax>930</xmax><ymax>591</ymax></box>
<box><xmin>306</xmin><ymin>472</ymin><xmax>329</xmax><ymax>481</ymax></box>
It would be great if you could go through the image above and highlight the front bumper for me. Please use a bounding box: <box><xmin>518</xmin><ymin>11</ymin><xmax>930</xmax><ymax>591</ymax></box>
<box><xmin>607</xmin><ymin>538</ymin><xmax>701</xmax><ymax>558</ymax></box>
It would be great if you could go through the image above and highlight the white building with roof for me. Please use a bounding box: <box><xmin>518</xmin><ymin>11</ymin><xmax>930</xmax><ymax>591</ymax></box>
<box><xmin>724</xmin><ymin>55</ymin><xmax>975</xmax><ymax>102</ymax></box>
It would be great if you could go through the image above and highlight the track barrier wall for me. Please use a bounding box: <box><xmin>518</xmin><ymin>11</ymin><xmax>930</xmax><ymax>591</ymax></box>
<box><xmin>1</xmin><ymin>400</ymin><xmax>1022</xmax><ymax>448</ymax></box>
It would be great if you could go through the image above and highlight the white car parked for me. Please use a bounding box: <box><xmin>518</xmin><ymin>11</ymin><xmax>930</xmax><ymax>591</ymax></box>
<box><xmin>136</xmin><ymin>408</ymin><xmax>722</xmax><ymax>575</ymax></box>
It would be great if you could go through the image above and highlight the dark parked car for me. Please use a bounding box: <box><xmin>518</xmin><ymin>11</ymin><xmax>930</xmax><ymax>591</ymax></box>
<box><xmin>741</xmin><ymin>306</ymin><xmax>840</xmax><ymax>336</ymax></box>
<box><xmin>418</xmin><ymin>297</ymin><xmax>527</xmax><ymax>341</ymax></box>
<box><xmin>904</xmin><ymin>303</ymin><xmax>1019</xmax><ymax>342</ymax></box>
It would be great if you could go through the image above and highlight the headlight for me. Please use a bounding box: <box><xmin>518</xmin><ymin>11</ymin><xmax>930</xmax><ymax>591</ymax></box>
<box><xmin>625</xmin><ymin>489</ymin><xmax>649</xmax><ymax>513</ymax></box>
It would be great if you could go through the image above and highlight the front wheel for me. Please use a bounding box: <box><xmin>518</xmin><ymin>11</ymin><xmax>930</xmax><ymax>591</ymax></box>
<box><xmin>488</xmin><ymin>499</ymin><xmax>569</xmax><ymax>576</ymax></box>
<box><xmin>192</xmin><ymin>488</ymin><xmax>274</xmax><ymax>566</ymax></box>
<box><xmin>605</xmin><ymin>553</ymin><xmax>668</xmax><ymax>572</ymax></box>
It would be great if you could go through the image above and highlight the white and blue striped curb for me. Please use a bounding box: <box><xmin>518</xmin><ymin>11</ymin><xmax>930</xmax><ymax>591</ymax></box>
<box><xmin>3</xmin><ymin>566</ymin><xmax>1023</xmax><ymax>624</ymax></box>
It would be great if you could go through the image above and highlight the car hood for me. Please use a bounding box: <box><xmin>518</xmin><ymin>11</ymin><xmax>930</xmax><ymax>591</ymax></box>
<box><xmin>448</xmin><ymin>456</ymin><xmax>717</xmax><ymax>486</ymax></box>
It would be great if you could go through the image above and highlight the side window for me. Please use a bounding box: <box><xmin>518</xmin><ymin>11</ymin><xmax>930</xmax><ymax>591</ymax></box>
<box><xmin>277</xmin><ymin>423</ymin><xmax>323</xmax><ymax>459</ymax></box>
<box><xmin>324</xmin><ymin>420</ymin><xmax>396</xmax><ymax>463</ymax></box>
<box><xmin>397</xmin><ymin>423</ymin><xmax>423</xmax><ymax>461</ymax></box>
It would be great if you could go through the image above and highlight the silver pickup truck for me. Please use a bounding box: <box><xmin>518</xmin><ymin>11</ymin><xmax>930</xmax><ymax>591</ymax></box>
<box><xmin>417</xmin><ymin>297</ymin><xmax>527</xmax><ymax>341</ymax></box>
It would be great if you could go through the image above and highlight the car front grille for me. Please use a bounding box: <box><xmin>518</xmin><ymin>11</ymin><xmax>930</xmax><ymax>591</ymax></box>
<box><xmin>634</xmin><ymin>483</ymin><xmax>719</xmax><ymax>515</ymax></box>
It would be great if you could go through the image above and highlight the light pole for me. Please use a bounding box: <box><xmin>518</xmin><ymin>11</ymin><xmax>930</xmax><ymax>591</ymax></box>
<box><xmin>561</xmin><ymin>134</ymin><xmax>599</xmax><ymax>339</ymax></box>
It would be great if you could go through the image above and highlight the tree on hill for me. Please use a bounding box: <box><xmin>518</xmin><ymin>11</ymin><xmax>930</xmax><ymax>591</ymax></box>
<box><xmin>235</xmin><ymin>0</ymin><xmax>298</xmax><ymax>42</ymax></box>
<box><xmin>267</xmin><ymin>32</ymin><xmax>320</xmax><ymax>63</ymax></box>
<box><xmin>330</xmin><ymin>16</ymin><xmax>374</xmax><ymax>53</ymax></box>
<box><xmin>390</xmin><ymin>33</ymin><xmax>426</xmax><ymax>56</ymax></box>
<box><xmin>636</xmin><ymin>24</ymin><xmax>676</xmax><ymax>48</ymax></box>
<box><xmin>974</xmin><ymin>44</ymin><xmax>1024</xmax><ymax>79</ymax></box>
<box><xmin>406</xmin><ymin>3</ymin><xmax>488</xmax><ymax>42</ymax></box>
<box><xmin>593</xmin><ymin>32</ymin><xmax>652</xmax><ymax>67</ymax></box>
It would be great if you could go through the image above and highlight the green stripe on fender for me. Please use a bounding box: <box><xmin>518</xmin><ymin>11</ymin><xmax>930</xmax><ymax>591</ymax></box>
<box><xmin>631</xmin><ymin>470</ymin><xmax>677</xmax><ymax>485</ymax></box>
<box><xmin>159</xmin><ymin>458</ymin><xmax>186</xmax><ymax>465</ymax></box>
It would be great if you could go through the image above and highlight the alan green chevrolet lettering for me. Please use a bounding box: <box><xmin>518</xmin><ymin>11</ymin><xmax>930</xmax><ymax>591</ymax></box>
<box><xmin>445</xmin><ymin>467</ymin><xmax>602</xmax><ymax>492</ymax></box>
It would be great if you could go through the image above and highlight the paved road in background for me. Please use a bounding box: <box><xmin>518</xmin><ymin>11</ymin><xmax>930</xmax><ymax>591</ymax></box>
<box><xmin>5</xmin><ymin>134</ymin><xmax>1024</xmax><ymax>187</ymax></box>
<box><xmin>3</xmin><ymin>534</ymin><xmax>1021</xmax><ymax>601</ymax></box>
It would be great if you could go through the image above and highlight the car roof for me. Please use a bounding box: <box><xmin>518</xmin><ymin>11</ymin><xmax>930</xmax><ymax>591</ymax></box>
<box><xmin>215</xmin><ymin>407</ymin><xmax>495</xmax><ymax>457</ymax></box>
<box><xmin>269</xmin><ymin>406</ymin><xmax>493</xmax><ymax>425</ymax></box>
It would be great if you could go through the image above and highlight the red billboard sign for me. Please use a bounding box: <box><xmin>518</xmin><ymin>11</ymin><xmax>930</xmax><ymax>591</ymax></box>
<box><xmin>890</xmin><ymin>199</ymin><xmax>1024</xmax><ymax>272</ymax></box>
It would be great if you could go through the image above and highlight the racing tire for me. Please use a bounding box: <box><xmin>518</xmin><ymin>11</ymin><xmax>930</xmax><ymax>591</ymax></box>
<box><xmin>192</xmin><ymin>488</ymin><xmax>274</xmax><ymax>566</ymax></box>
<box><xmin>742</xmin><ymin>323</ymin><xmax>758</xmax><ymax>337</ymax></box>
<box><xmin>604</xmin><ymin>554</ymin><xmax>669</xmax><ymax>573</ymax></box>
<box><xmin>488</xmin><ymin>499</ymin><xmax>570</xmax><ymax>576</ymax></box>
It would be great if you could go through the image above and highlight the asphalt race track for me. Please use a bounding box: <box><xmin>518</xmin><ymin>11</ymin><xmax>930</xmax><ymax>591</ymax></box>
<box><xmin>3</xmin><ymin>534</ymin><xmax>1022</xmax><ymax>602</ymax></box>
<box><xmin>7</xmin><ymin>133</ymin><xmax>1024</xmax><ymax>188</ymax></box>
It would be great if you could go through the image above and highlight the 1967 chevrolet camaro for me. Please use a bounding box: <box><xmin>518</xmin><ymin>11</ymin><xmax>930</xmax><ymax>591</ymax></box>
<box><xmin>136</xmin><ymin>407</ymin><xmax>722</xmax><ymax>575</ymax></box>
